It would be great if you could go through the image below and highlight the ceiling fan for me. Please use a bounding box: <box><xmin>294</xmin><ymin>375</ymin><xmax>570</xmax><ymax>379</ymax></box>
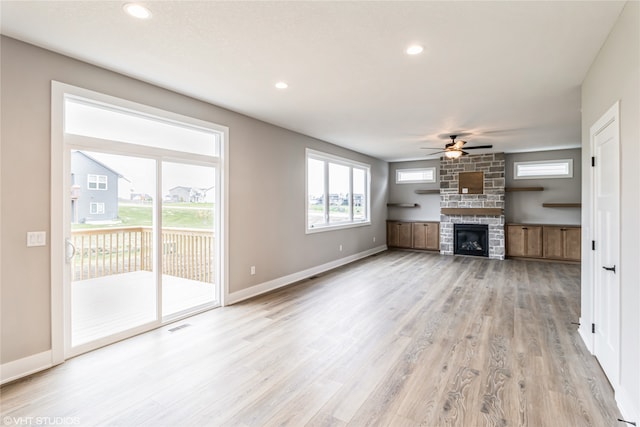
<box><xmin>421</xmin><ymin>135</ymin><xmax>493</xmax><ymax>159</ymax></box>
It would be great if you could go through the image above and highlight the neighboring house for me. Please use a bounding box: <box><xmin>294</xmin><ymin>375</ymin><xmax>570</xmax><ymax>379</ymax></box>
<box><xmin>70</xmin><ymin>151</ymin><xmax>124</xmax><ymax>223</ymax></box>
<box><xmin>168</xmin><ymin>186</ymin><xmax>212</xmax><ymax>203</ymax></box>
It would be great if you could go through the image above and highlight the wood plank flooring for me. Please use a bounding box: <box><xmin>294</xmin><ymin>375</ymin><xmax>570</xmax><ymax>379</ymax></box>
<box><xmin>0</xmin><ymin>251</ymin><xmax>621</xmax><ymax>426</ymax></box>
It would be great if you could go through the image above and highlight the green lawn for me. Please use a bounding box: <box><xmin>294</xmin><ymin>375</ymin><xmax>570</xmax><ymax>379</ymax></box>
<box><xmin>72</xmin><ymin>203</ymin><xmax>213</xmax><ymax>230</ymax></box>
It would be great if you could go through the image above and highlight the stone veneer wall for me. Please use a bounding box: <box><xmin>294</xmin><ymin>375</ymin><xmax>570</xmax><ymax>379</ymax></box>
<box><xmin>440</xmin><ymin>153</ymin><xmax>505</xmax><ymax>260</ymax></box>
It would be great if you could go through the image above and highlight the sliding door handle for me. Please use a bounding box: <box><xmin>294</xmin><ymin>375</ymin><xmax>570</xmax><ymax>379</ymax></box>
<box><xmin>602</xmin><ymin>265</ymin><xmax>616</xmax><ymax>273</ymax></box>
<box><xmin>65</xmin><ymin>238</ymin><xmax>76</xmax><ymax>263</ymax></box>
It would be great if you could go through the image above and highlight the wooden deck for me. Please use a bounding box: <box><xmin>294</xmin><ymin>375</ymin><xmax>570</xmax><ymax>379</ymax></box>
<box><xmin>2</xmin><ymin>251</ymin><xmax>621</xmax><ymax>426</ymax></box>
<box><xmin>72</xmin><ymin>271</ymin><xmax>216</xmax><ymax>346</ymax></box>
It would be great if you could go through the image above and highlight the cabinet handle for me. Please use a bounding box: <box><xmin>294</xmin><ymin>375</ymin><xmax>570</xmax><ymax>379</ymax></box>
<box><xmin>522</xmin><ymin>227</ymin><xmax>528</xmax><ymax>230</ymax></box>
<box><xmin>424</xmin><ymin>224</ymin><xmax>428</xmax><ymax>227</ymax></box>
<box><xmin>560</xmin><ymin>228</ymin><xmax>567</xmax><ymax>231</ymax></box>
<box><xmin>602</xmin><ymin>265</ymin><xmax>616</xmax><ymax>273</ymax></box>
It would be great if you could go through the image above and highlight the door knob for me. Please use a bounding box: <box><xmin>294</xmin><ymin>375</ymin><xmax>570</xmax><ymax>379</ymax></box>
<box><xmin>602</xmin><ymin>265</ymin><xmax>616</xmax><ymax>273</ymax></box>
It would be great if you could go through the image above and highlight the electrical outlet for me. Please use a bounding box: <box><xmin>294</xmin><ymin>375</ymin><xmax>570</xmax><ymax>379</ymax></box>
<box><xmin>250</xmin><ymin>266</ymin><xmax>256</xmax><ymax>275</ymax></box>
<box><xmin>339</xmin><ymin>244</ymin><xmax>343</xmax><ymax>251</ymax></box>
<box><xmin>373</xmin><ymin>236</ymin><xmax>376</xmax><ymax>243</ymax></box>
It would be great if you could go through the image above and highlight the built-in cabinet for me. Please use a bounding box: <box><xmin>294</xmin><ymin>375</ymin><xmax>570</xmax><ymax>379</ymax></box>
<box><xmin>412</xmin><ymin>222</ymin><xmax>440</xmax><ymax>250</ymax></box>
<box><xmin>506</xmin><ymin>224</ymin><xmax>543</xmax><ymax>258</ymax></box>
<box><xmin>387</xmin><ymin>221</ymin><xmax>439</xmax><ymax>251</ymax></box>
<box><xmin>543</xmin><ymin>226</ymin><xmax>581</xmax><ymax>261</ymax></box>
<box><xmin>387</xmin><ymin>221</ymin><xmax>413</xmax><ymax>248</ymax></box>
<box><xmin>506</xmin><ymin>223</ymin><xmax>581</xmax><ymax>262</ymax></box>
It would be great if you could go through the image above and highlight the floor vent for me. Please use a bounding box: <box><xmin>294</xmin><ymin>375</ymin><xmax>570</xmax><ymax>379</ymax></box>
<box><xmin>168</xmin><ymin>323</ymin><xmax>192</xmax><ymax>333</ymax></box>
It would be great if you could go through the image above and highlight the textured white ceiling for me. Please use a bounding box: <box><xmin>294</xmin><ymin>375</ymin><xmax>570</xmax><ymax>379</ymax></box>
<box><xmin>0</xmin><ymin>1</ymin><xmax>626</xmax><ymax>161</ymax></box>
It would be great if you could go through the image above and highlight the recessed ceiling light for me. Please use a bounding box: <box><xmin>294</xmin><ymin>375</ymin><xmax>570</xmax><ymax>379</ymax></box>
<box><xmin>123</xmin><ymin>3</ymin><xmax>152</xmax><ymax>20</ymax></box>
<box><xmin>275</xmin><ymin>82</ymin><xmax>288</xmax><ymax>89</ymax></box>
<box><xmin>406</xmin><ymin>45</ymin><xmax>424</xmax><ymax>55</ymax></box>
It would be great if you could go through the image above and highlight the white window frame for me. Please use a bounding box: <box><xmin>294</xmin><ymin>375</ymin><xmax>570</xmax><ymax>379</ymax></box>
<box><xmin>89</xmin><ymin>202</ymin><xmax>105</xmax><ymax>215</ymax></box>
<box><xmin>306</xmin><ymin>148</ymin><xmax>371</xmax><ymax>233</ymax></box>
<box><xmin>87</xmin><ymin>174</ymin><xmax>108</xmax><ymax>190</ymax></box>
<box><xmin>395</xmin><ymin>167</ymin><xmax>436</xmax><ymax>184</ymax></box>
<box><xmin>513</xmin><ymin>159</ymin><xmax>573</xmax><ymax>180</ymax></box>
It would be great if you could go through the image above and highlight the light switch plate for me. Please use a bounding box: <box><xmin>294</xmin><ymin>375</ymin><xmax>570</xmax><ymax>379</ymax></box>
<box><xmin>27</xmin><ymin>231</ymin><xmax>46</xmax><ymax>247</ymax></box>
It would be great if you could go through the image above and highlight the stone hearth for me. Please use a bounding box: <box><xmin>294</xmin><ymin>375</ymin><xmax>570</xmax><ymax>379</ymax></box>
<box><xmin>439</xmin><ymin>153</ymin><xmax>505</xmax><ymax>260</ymax></box>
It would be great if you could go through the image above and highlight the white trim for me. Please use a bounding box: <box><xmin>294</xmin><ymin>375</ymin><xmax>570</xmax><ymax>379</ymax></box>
<box><xmin>226</xmin><ymin>245</ymin><xmax>387</xmax><ymax>305</ymax></box>
<box><xmin>616</xmin><ymin>383</ymin><xmax>639</xmax><ymax>424</ymax></box>
<box><xmin>578</xmin><ymin>319</ymin><xmax>593</xmax><ymax>353</ymax></box>
<box><xmin>51</xmin><ymin>82</ymin><xmax>66</xmax><ymax>365</ymax></box>
<box><xmin>513</xmin><ymin>158</ymin><xmax>573</xmax><ymax>180</ymax></box>
<box><xmin>589</xmin><ymin>100</ymin><xmax>621</xmax><ymax>388</ymax></box>
<box><xmin>395</xmin><ymin>167</ymin><xmax>436</xmax><ymax>184</ymax></box>
<box><xmin>0</xmin><ymin>351</ymin><xmax>52</xmax><ymax>385</ymax></box>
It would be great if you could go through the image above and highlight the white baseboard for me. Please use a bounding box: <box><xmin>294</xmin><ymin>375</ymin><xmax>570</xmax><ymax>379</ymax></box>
<box><xmin>616</xmin><ymin>384</ymin><xmax>639</xmax><ymax>424</ymax></box>
<box><xmin>578</xmin><ymin>318</ymin><xmax>594</xmax><ymax>353</ymax></box>
<box><xmin>1</xmin><ymin>350</ymin><xmax>52</xmax><ymax>385</ymax></box>
<box><xmin>226</xmin><ymin>245</ymin><xmax>388</xmax><ymax>305</ymax></box>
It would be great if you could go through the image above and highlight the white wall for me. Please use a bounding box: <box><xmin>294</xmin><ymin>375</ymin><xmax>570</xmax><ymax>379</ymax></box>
<box><xmin>0</xmin><ymin>37</ymin><xmax>388</xmax><ymax>368</ymax></box>
<box><xmin>505</xmin><ymin>149</ymin><xmax>581</xmax><ymax>225</ymax></box>
<box><xmin>581</xmin><ymin>1</ymin><xmax>639</xmax><ymax>421</ymax></box>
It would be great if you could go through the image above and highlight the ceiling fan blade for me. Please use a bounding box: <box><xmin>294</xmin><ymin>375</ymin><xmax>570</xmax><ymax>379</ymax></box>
<box><xmin>425</xmin><ymin>150</ymin><xmax>447</xmax><ymax>156</ymax></box>
<box><xmin>463</xmin><ymin>145</ymin><xmax>493</xmax><ymax>150</ymax></box>
<box><xmin>420</xmin><ymin>147</ymin><xmax>445</xmax><ymax>150</ymax></box>
<box><xmin>461</xmin><ymin>150</ymin><xmax>469</xmax><ymax>155</ymax></box>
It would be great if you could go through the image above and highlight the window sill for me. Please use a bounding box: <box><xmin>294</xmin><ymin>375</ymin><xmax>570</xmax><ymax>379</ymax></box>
<box><xmin>306</xmin><ymin>221</ymin><xmax>371</xmax><ymax>234</ymax></box>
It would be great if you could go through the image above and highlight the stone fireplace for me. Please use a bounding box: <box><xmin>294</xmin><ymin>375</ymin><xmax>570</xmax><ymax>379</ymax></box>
<box><xmin>439</xmin><ymin>153</ymin><xmax>505</xmax><ymax>260</ymax></box>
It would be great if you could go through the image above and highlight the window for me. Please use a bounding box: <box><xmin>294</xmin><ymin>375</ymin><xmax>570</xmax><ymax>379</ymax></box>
<box><xmin>306</xmin><ymin>149</ymin><xmax>370</xmax><ymax>232</ymax></box>
<box><xmin>396</xmin><ymin>167</ymin><xmax>436</xmax><ymax>184</ymax></box>
<box><xmin>89</xmin><ymin>202</ymin><xmax>105</xmax><ymax>214</ymax></box>
<box><xmin>514</xmin><ymin>159</ymin><xmax>573</xmax><ymax>179</ymax></box>
<box><xmin>88</xmin><ymin>174</ymin><xmax>108</xmax><ymax>190</ymax></box>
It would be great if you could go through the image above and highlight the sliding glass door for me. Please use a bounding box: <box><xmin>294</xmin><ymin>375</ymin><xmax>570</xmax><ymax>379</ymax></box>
<box><xmin>58</xmin><ymin>85</ymin><xmax>224</xmax><ymax>356</ymax></box>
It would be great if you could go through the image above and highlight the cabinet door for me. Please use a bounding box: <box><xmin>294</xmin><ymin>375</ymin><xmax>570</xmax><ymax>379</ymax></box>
<box><xmin>543</xmin><ymin>226</ymin><xmax>581</xmax><ymax>261</ymax></box>
<box><xmin>543</xmin><ymin>227</ymin><xmax>563</xmax><ymax>259</ymax></box>
<box><xmin>563</xmin><ymin>227</ymin><xmax>581</xmax><ymax>261</ymax></box>
<box><xmin>506</xmin><ymin>225</ymin><xmax>525</xmax><ymax>257</ymax></box>
<box><xmin>412</xmin><ymin>222</ymin><xmax>439</xmax><ymax>250</ymax></box>
<box><xmin>506</xmin><ymin>225</ymin><xmax>542</xmax><ymax>258</ymax></box>
<box><xmin>412</xmin><ymin>223</ymin><xmax>428</xmax><ymax>249</ymax></box>
<box><xmin>388</xmin><ymin>222</ymin><xmax>412</xmax><ymax>248</ymax></box>
<box><xmin>524</xmin><ymin>226</ymin><xmax>543</xmax><ymax>257</ymax></box>
<box><xmin>425</xmin><ymin>222</ymin><xmax>440</xmax><ymax>250</ymax></box>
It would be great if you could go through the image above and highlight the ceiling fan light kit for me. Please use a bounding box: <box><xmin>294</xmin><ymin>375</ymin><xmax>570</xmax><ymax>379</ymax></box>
<box><xmin>421</xmin><ymin>134</ymin><xmax>493</xmax><ymax>160</ymax></box>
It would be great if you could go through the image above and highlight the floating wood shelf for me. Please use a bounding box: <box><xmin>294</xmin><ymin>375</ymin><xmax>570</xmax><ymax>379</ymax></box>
<box><xmin>387</xmin><ymin>203</ymin><xmax>420</xmax><ymax>208</ymax></box>
<box><xmin>505</xmin><ymin>187</ymin><xmax>544</xmax><ymax>192</ymax></box>
<box><xmin>542</xmin><ymin>203</ymin><xmax>581</xmax><ymax>208</ymax></box>
<box><xmin>414</xmin><ymin>189</ymin><xmax>440</xmax><ymax>194</ymax></box>
<box><xmin>441</xmin><ymin>208</ymin><xmax>504</xmax><ymax>216</ymax></box>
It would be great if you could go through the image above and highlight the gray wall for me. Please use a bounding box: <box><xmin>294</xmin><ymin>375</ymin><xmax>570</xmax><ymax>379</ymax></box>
<box><xmin>0</xmin><ymin>37</ymin><xmax>388</xmax><ymax>365</ymax></box>
<box><xmin>387</xmin><ymin>159</ymin><xmax>440</xmax><ymax>221</ymax></box>
<box><xmin>504</xmin><ymin>148</ymin><xmax>581</xmax><ymax>225</ymax></box>
<box><xmin>581</xmin><ymin>1</ymin><xmax>639</xmax><ymax>419</ymax></box>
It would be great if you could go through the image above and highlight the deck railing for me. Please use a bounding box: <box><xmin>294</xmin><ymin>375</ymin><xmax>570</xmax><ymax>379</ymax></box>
<box><xmin>71</xmin><ymin>226</ymin><xmax>214</xmax><ymax>282</ymax></box>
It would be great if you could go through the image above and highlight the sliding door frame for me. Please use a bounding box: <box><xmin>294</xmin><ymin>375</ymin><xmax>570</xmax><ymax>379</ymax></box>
<box><xmin>51</xmin><ymin>81</ymin><xmax>229</xmax><ymax>363</ymax></box>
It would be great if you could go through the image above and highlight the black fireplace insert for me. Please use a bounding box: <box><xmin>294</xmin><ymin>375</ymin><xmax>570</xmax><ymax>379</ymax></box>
<box><xmin>454</xmin><ymin>224</ymin><xmax>489</xmax><ymax>257</ymax></box>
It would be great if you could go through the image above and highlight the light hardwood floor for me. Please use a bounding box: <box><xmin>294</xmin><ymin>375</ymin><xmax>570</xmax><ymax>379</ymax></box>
<box><xmin>0</xmin><ymin>251</ymin><xmax>621</xmax><ymax>426</ymax></box>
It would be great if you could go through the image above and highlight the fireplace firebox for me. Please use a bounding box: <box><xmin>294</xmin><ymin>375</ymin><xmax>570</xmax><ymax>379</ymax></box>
<box><xmin>454</xmin><ymin>224</ymin><xmax>489</xmax><ymax>257</ymax></box>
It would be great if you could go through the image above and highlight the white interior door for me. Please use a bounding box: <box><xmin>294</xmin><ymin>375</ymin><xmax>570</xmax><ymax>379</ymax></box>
<box><xmin>591</xmin><ymin>103</ymin><xmax>620</xmax><ymax>387</ymax></box>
